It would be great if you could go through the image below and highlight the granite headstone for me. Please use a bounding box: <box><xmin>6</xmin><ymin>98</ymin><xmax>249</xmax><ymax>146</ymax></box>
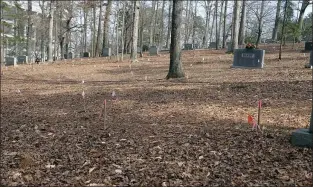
<box><xmin>149</xmin><ymin>46</ymin><xmax>158</xmax><ymax>56</ymax></box>
<box><xmin>5</xmin><ymin>57</ymin><xmax>17</xmax><ymax>66</ymax></box>
<box><xmin>184</xmin><ymin>44</ymin><xmax>193</xmax><ymax>50</ymax></box>
<box><xmin>305</xmin><ymin>42</ymin><xmax>313</xmax><ymax>51</ymax></box>
<box><xmin>102</xmin><ymin>48</ymin><xmax>111</xmax><ymax>57</ymax></box>
<box><xmin>83</xmin><ymin>52</ymin><xmax>90</xmax><ymax>58</ymax></box>
<box><xmin>232</xmin><ymin>49</ymin><xmax>265</xmax><ymax>69</ymax></box>
<box><xmin>209</xmin><ymin>42</ymin><xmax>217</xmax><ymax>48</ymax></box>
<box><xmin>17</xmin><ymin>56</ymin><xmax>28</xmax><ymax>64</ymax></box>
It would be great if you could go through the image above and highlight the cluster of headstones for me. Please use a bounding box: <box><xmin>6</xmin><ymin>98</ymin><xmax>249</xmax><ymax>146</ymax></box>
<box><xmin>4</xmin><ymin>56</ymin><xmax>28</xmax><ymax>66</ymax></box>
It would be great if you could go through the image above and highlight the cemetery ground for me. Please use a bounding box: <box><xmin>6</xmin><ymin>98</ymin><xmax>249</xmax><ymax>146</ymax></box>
<box><xmin>1</xmin><ymin>43</ymin><xmax>312</xmax><ymax>186</ymax></box>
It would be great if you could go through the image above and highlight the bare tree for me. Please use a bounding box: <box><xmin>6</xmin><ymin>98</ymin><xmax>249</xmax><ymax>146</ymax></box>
<box><xmin>131</xmin><ymin>1</ymin><xmax>139</xmax><ymax>62</ymax></box>
<box><xmin>296</xmin><ymin>0</ymin><xmax>310</xmax><ymax>42</ymax></box>
<box><xmin>255</xmin><ymin>0</ymin><xmax>265</xmax><ymax>48</ymax></box>
<box><xmin>121</xmin><ymin>2</ymin><xmax>126</xmax><ymax>61</ymax></box>
<box><xmin>158</xmin><ymin>0</ymin><xmax>165</xmax><ymax>49</ymax></box>
<box><xmin>231</xmin><ymin>0</ymin><xmax>241</xmax><ymax>52</ymax></box>
<box><xmin>215</xmin><ymin>0</ymin><xmax>218</xmax><ymax>49</ymax></box>
<box><xmin>192</xmin><ymin>1</ymin><xmax>197</xmax><ymax>48</ymax></box>
<box><xmin>48</xmin><ymin>1</ymin><xmax>54</xmax><ymax>62</ymax></box>
<box><xmin>165</xmin><ymin>1</ymin><xmax>172</xmax><ymax>49</ymax></box>
<box><xmin>272</xmin><ymin>0</ymin><xmax>282</xmax><ymax>41</ymax></box>
<box><xmin>95</xmin><ymin>0</ymin><xmax>102</xmax><ymax>57</ymax></box>
<box><xmin>166</xmin><ymin>0</ymin><xmax>184</xmax><ymax>79</ymax></box>
<box><xmin>26</xmin><ymin>0</ymin><xmax>32</xmax><ymax>63</ymax></box>
<box><xmin>239</xmin><ymin>0</ymin><xmax>246</xmax><ymax>45</ymax></box>
<box><xmin>222</xmin><ymin>0</ymin><xmax>228</xmax><ymax>48</ymax></box>
<box><xmin>279</xmin><ymin>0</ymin><xmax>288</xmax><ymax>60</ymax></box>
<box><xmin>149</xmin><ymin>1</ymin><xmax>156</xmax><ymax>46</ymax></box>
<box><xmin>102</xmin><ymin>0</ymin><xmax>112</xmax><ymax>55</ymax></box>
<box><xmin>202</xmin><ymin>1</ymin><xmax>211</xmax><ymax>48</ymax></box>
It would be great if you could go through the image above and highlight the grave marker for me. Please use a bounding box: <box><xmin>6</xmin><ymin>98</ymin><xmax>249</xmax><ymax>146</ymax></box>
<box><xmin>231</xmin><ymin>49</ymin><xmax>265</xmax><ymax>69</ymax></box>
<box><xmin>305</xmin><ymin>42</ymin><xmax>313</xmax><ymax>51</ymax></box>
<box><xmin>209</xmin><ymin>42</ymin><xmax>217</xmax><ymax>48</ymax></box>
<box><xmin>291</xmin><ymin>108</ymin><xmax>313</xmax><ymax>147</ymax></box>
<box><xmin>5</xmin><ymin>57</ymin><xmax>17</xmax><ymax>66</ymax></box>
<box><xmin>102</xmin><ymin>48</ymin><xmax>111</xmax><ymax>57</ymax></box>
<box><xmin>184</xmin><ymin>44</ymin><xmax>193</xmax><ymax>50</ymax></box>
<box><xmin>17</xmin><ymin>56</ymin><xmax>28</xmax><ymax>64</ymax></box>
<box><xmin>304</xmin><ymin>51</ymin><xmax>313</xmax><ymax>68</ymax></box>
<box><xmin>83</xmin><ymin>52</ymin><xmax>90</xmax><ymax>58</ymax></box>
<box><xmin>149</xmin><ymin>46</ymin><xmax>158</xmax><ymax>56</ymax></box>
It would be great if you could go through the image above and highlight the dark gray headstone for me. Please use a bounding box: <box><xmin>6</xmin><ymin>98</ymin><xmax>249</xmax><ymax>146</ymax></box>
<box><xmin>17</xmin><ymin>56</ymin><xmax>28</xmax><ymax>64</ymax></box>
<box><xmin>209</xmin><ymin>42</ymin><xmax>217</xmax><ymax>48</ymax></box>
<box><xmin>194</xmin><ymin>44</ymin><xmax>199</xmax><ymax>49</ymax></box>
<box><xmin>5</xmin><ymin>57</ymin><xmax>17</xmax><ymax>66</ymax></box>
<box><xmin>137</xmin><ymin>47</ymin><xmax>142</xmax><ymax>53</ymax></box>
<box><xmin>227</xmin><ymin>43</ymin><xmax>232</xmax><ymax>52</ymax></box>
<box><xmin>291</xmin><ymin>128</ymin><xmax>313</xmax><ymax>148</ymax></box>
<box><xmin>83</xmin><ymin>52</ymin><xmax>90</xmax><ymax>58</ymax></box>
<box><xmin>149</xmin><ymin>46</ymin><xmax>158</xmax><ymax>56</ymax></box>
<box><xmin>184</xmin><ymin>44</ymin><xmax>193</xmax><ymax>50</ymax></box>
<box><xmin>305</xmin><ymin>42</ymin><xmax>313</xmax><ymax>51</ymax></box>
<box><xmin>68</xmin><ymin>52</ymin><xmax>73</xmax><ymax>59</ymax></box>
<box><xmin>102</xmin><ymin>48</ymin><xmax>111</xmax><ymax>57</ymax></box>
<box><xmin>64</xmin><ymin>54</ymin><xmax>68</xmax><ymax>59</ymax></box>
<box><xmin>232</xmin><ymin>49</ymin><xmax>265</xmax><ymax>69</ymax></box>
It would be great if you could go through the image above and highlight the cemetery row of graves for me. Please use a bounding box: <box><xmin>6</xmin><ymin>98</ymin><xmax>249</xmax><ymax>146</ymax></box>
<box><xmin>3</xmin><ymin>41</ymin><xmax>313</xmax><ymax>67</ymax></box>
<box><xmin>1</xmin><ymin>43</ymin><xmax>312</xmax><ymax>186</ymax></box>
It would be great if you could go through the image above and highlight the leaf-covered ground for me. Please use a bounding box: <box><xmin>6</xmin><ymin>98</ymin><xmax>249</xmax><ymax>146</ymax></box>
<box><xmin>1</xmin><ymin>43</ymin><xmax>312</xmax><ymax>186</ymax></box>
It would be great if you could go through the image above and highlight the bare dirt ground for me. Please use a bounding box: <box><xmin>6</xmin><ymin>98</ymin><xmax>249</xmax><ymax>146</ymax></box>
<box><xmin>1</xmin><ymin>43</ymin><xmax>312</xmax><ymax>186</ymax></box>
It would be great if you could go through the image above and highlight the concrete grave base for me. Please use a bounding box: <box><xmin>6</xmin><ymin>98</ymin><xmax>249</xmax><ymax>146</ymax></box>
<box><xmin>291</xmin><ymin>128</ymin><xmax>312</xmax><ymax>148</ymax></box>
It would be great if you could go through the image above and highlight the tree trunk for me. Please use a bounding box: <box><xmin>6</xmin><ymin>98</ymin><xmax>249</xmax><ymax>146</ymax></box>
<box><xmin>26</xmin><ymin>1</ymin><xmax>32</xmax><ymax>63</ymax></box>
<box><xmin>149</xmin><ymin>1</ymin><xmax>156</xmax><ymax>46</ymax></box>
<box><xmin>48</xmin><ymin>1</ymin><xmax>54</xmax><ymax>62</ymax></box>
<box><xmin>296</xmin><ymin>0</ymin><xmax>310</xmax><ymax>42</ymax></box>
<box><xmin>102</xmin><ymin>0</ymin><xmax>112</xmax><ymax>54</ymax></box>
<box><xmin>158</xmin><ymin>0</ymin><xmax>165</xmax><ymax>49</ymax></box>
<box><xmin>166</xmin><ymin>0</ymin><xmax>184</xmax><ymax>79</ymax></box>
<box><xmin>218</xmin><ymin>1</ymin><xmax>224</xmax><ymax>48</ymax></box>
<box><xmin>239</xmin><ymin>0</ymin><xmax>246</xmax><ymax>45</ymax></box>
<box><xmin>121</xmin><ymin>2</ymin><xmax>126</xmax><ymax>61</ymax></box>
<box><xmin>215</xmin><ymin>0</ymin><xmax>218</xmax><ymax>50</ymax></box>
<box><xmin>192</xmin><ymin>1</ymin><xmax>197</xmax><ymax>48</ymax></box>
<box><xmin>222</xmin><ymin>0</ymin><xmax>228</xmax><ymax>48</ymax></box>
<box><xmin>209</xmin><ymin>6</ymin><xmax>216</xmax><ymax>44</ymax></box>
<box><xmin>92</xmin><ymin>5</ymin><xmax>96</xmax><ymax>57</ymax></box>
<box><xmin>131</xmin><ymin>1</ymin><xmax>139</xmax><ymax>62</ymax></box>
<box><xmin>116</xmin><ymin>2</ymin><xmax>120</xmax><ymax>61</ymax></box>
<box><xmin>53</xmin><ymin>2</ymin><xmax>58</xmax><ymax>60</ymax></box>
<box><xmin>202</xmin><ymin>1</ymin><xmax>209</xmax><ymax>48</ymax></box>
<box><xmin>139</xmin><ymin>2</ymin><xmax>144</xmax><ymax>58</ymax></box>
<box><xmin>184</xmin><ymin>0</ymin><xmax>189</xmax><ymax>44</ymax></box>
<box><xmin>40</xmin><ymin>0</ymin><xmax>45</xmax><ymax>61</ymax></box>
<box><xmin>256</xmin><ymin>0</ymin><xmax>265</xmax><ymax>48</ymax></box>
<box><xmin>153</xmin><ymin>1</ymin><xmax>159</xmax><ymax>44</ymax></box>
<box><xmin>166</xmin><ymin>1</ymin><xmax>172</xmax><ymax>49</ymax></box>
<box><xmin>279</xmin><ymin>0</ymin><xmax>288</xmax><ymax>60</ymax></box>
<box><xmin>95</xmin><ymin>0</ymin><xmax>102</xmax><ymax>57</ymax></box>
<box><xmin>231</xmin><ymin>0</ymin><xmax>241</xmax><ymax>52</ymax></box>
<box><xmin>83</xmin><ymin>1</ymin><xmax>88</xmax><ymax>52</ymax></box>
<box><xmin>272</xmin><ymin>0</ymin><xmax>281</xmax><ymax>41</ymax></box>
